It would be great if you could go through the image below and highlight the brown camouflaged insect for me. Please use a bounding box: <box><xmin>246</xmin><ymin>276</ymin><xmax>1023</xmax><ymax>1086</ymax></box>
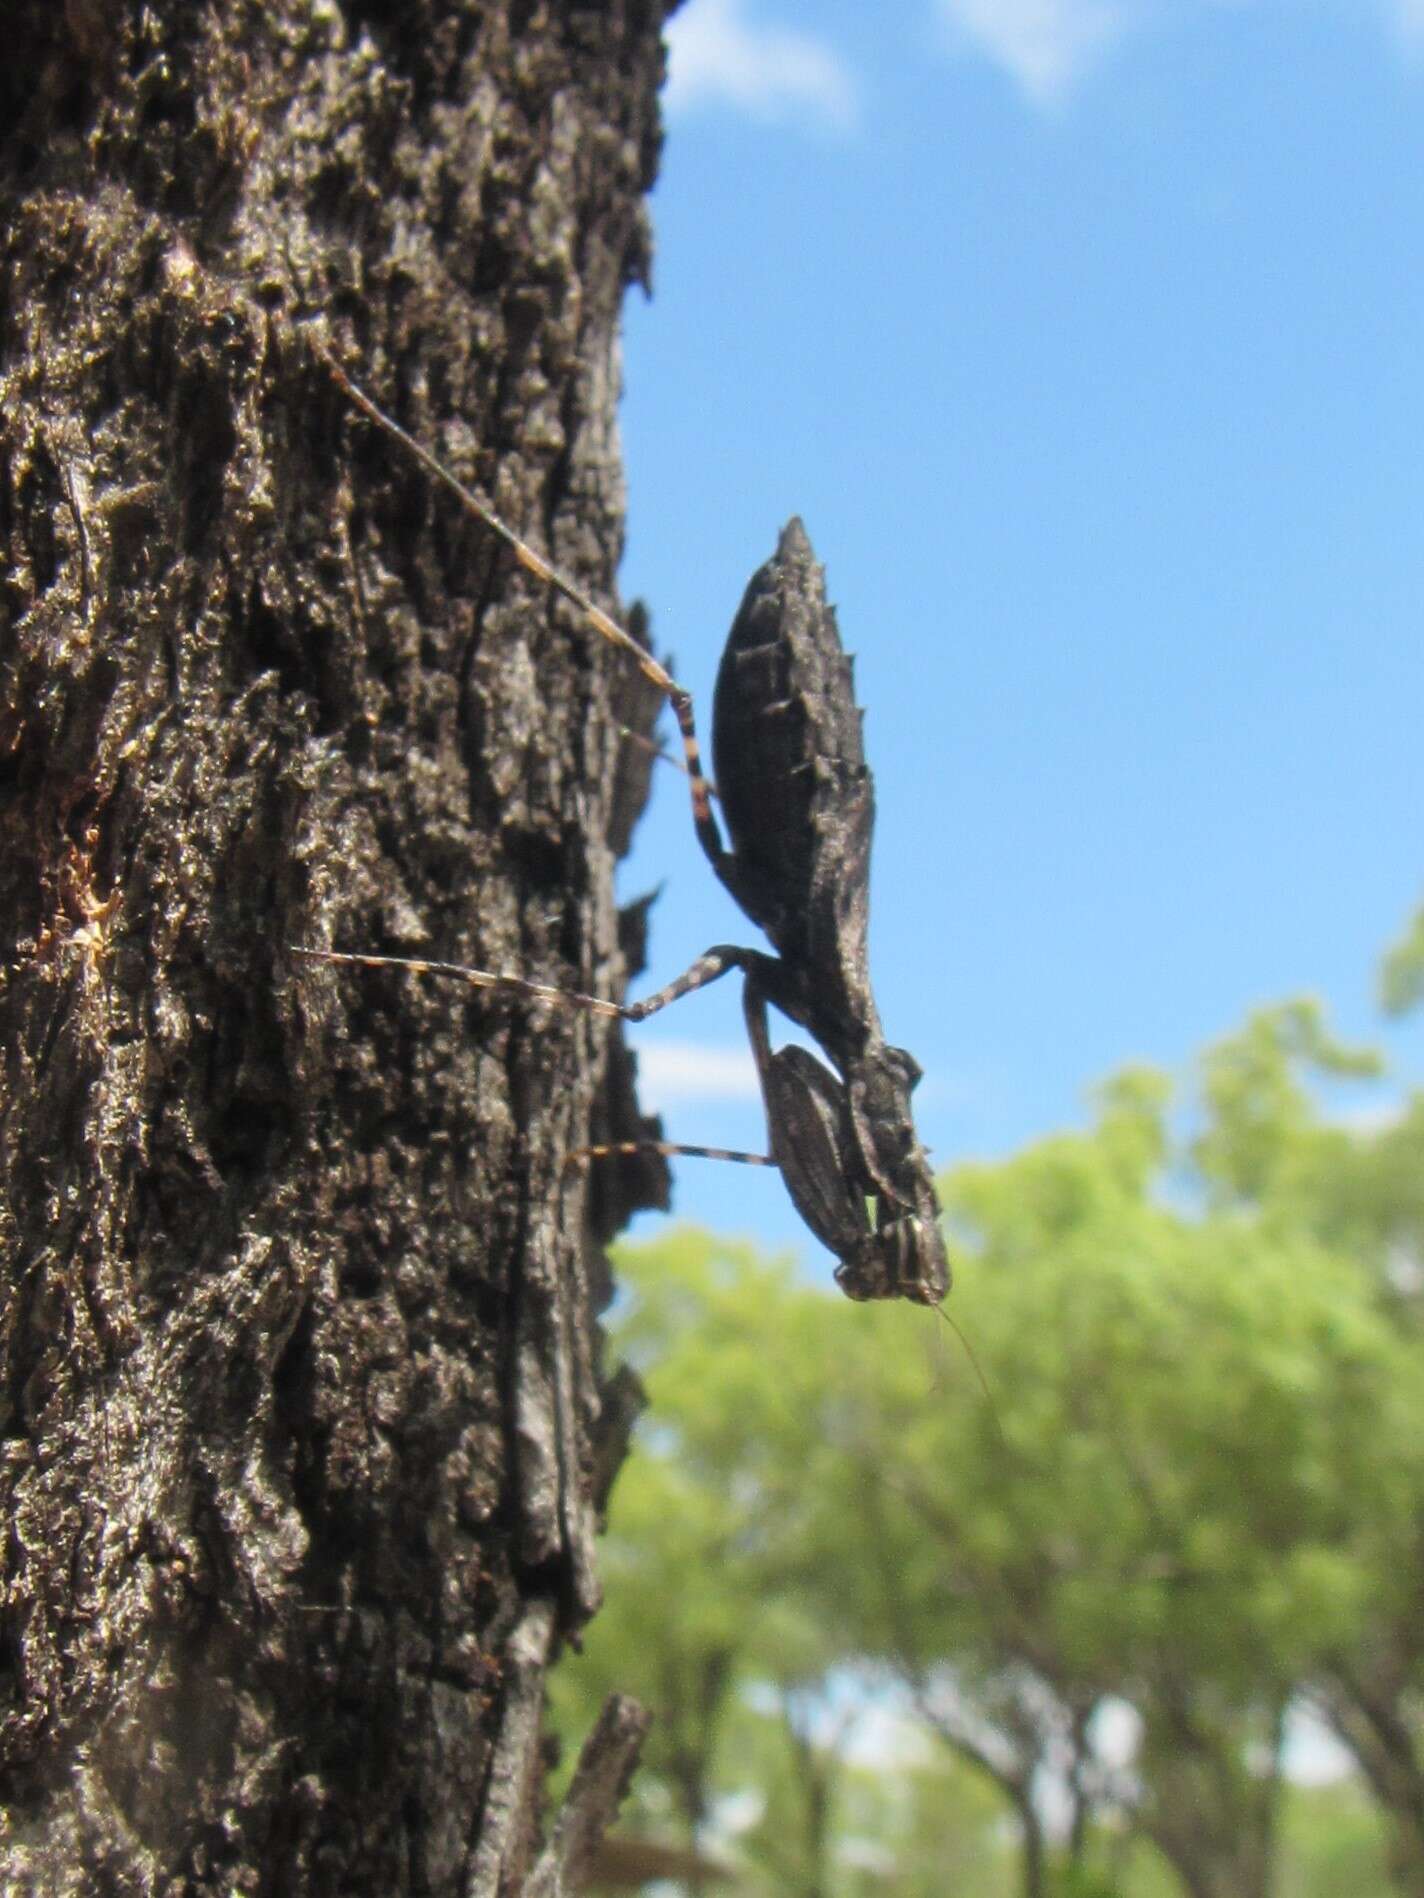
<box><xmin>297</xmin><ymin>357</ymin><xmax>949</xmax><ymax>1307</ymax></box>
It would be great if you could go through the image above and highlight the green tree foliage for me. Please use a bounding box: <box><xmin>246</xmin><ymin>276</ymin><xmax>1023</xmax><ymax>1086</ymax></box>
<box><xmin>812</xmin><ymin>1044</ymin><xmax>1416</xmax><ymax>1898</ymax></box>
<box><xmin>550</xmin><ymin>1232</ymin><xmax>1009</xmax><ymax>1889</ymax></box>
<box><xmin>1184</xmin><ymin>996</ymin><xmax>1424</xmax><ymax>1893</ymax></box>
<box><xmin>554</xmin><ymin>965</ymin><xmax>1424</xmax><ymax>1897</ymax></box>
<box><xmin>1380</xmin><ymin>899</ymin><xmax>1424</xmax><ymax>1017</ymax></box>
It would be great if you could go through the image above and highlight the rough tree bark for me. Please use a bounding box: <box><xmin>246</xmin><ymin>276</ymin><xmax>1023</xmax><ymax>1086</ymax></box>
<box><xmin>0</xmin><ymin>1</ymin><xmax>675</xmax><ymax>1890</ymax></box>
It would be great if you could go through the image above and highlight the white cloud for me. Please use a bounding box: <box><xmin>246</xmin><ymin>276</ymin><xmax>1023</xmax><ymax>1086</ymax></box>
<box><xmin>934</xmin><ymin>0</ymin><xmax>1139</xmax><ymax>102</ymax></box>
<box><xmin>665</xmin><ymin>0</ymin><xmax>859</xmax><ymax>131</ymax></box>
<box><xmin>636</xmin><ymin>1038</ymin><xmax>762</xmax><ymax>1106</ymax></box>
<box><xmin>933</xmin><ymin>1</ymin><xmax>1424</xmax><ymax>103</ymax></box>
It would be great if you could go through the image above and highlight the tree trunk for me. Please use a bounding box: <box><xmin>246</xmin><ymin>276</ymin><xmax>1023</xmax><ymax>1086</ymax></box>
<box><xmin>780</xmin><ymin>1701</ymin><xmax>842</xmax><ymax>1898</ymax></box>
<box><xmin>1014</xmin><ymin>1786</ymin><xmax>1047</xmax><ymax>1898</ymax></box>
<box><xmin>1</xmin><ymin>1</ymin><xmax>673</xmax><ymax>1890</ymax></box>
<box><xmin>1318</xmin><ymin>1670</ymin><xmax>1424</xmax><ymax>1898</ymax></box>
<box><xmin>1138</xmin><ymin>1697</ymin><xmax>1285</xmax><ymax>1898</ymax></box>
<box><xmin>914</xmin><ymin>1704</ymin><xmax>1048</xmax><ymax>1898</ymax></box>
<box><xmin>663</xmin><ymin>1647</ymin><xmax>734</xmax><ymax>1884</ymax></box>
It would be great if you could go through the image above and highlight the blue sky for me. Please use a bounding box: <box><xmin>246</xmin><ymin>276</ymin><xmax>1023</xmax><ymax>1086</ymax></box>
<box><xmin>611</xmin><ymin>0</ymin><xmax>1424</xmax><ymax>1268</ymax></box>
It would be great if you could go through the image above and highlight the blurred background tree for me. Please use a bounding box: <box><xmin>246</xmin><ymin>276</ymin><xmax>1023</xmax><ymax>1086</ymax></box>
<box><xmin>553</xmin><ymin>908</ymin><xmax>1424</xmax><ymax>1897</ymax></box>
